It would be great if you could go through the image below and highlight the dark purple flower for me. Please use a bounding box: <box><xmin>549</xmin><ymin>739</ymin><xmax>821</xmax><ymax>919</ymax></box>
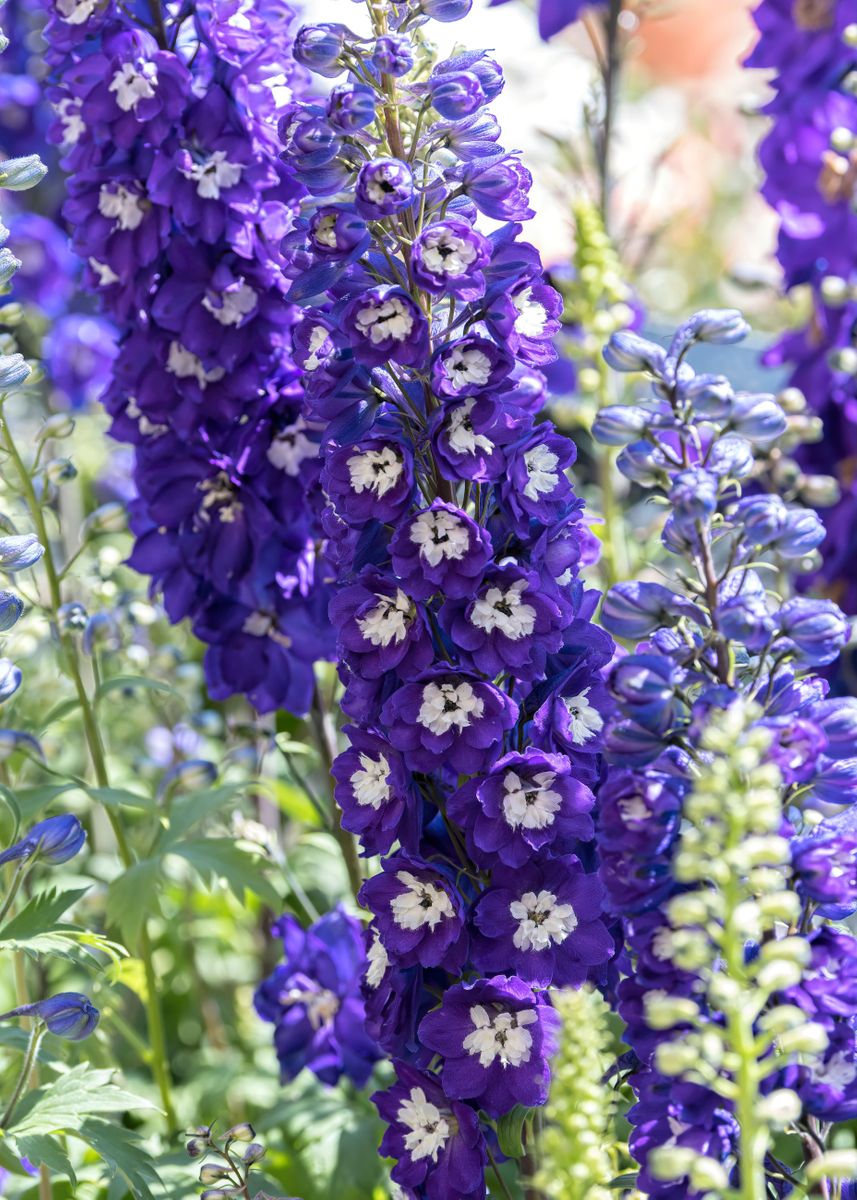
<box><xmin>429</xmin><ymin>395</ymin><xmax>514</xmax><ymax>482</ymax></box>
<box><xmin>500</xmin><ymin>424</ymin><xmax>578</xmax><ymax>533</ymax></box>
<box><xmin>331</xmin><ymin>568</ymin><xmax>433</xmax><ymax>680</ymax></box>
<box><xmin>254</xmin><ymin>907</ymin><xmax>382</xmax><ymax>1087</ymax></box>
<box><xmin>332</xmin><ymin>726</ymin><xmax>421</xmax><ymax>856</ymax></box>
<box><xmin>439</xmin><ymin>560</ymin><xmax>564</xmax><ymax>679</ymax></box>
<box><xmin>341</xmin><ymin>285</ymin><xmax>429</xmax><ymax>366</ymax></box>
<box><xmin>359</xmin><ymin>853</ymin><xmax>468</xmax><ymax>971</ymax></box>
<box><xmin>609</xmin><ymin>654</ymin><xmax>681</xmax><ymax>734</ymax></box>
<box><xmin>380</xmin><ymin>669</ymin><xmax>518</xmax><ymax>774</ymax></box>
<box><xmin>418</xmin><ymin>975</ymin><xmax>560</xmax><ymax>1118</ymax></box>
<box><xmin>447</xmin><ymin>748</ymin><xmax>595</xmax><ymax>869</ymax></box>
<box><xmin>323</xmin><ymin>435</ymin><xmax>415</xmax><ymax>526</ymax></box>
<box><xmin>389</xmin><ymin>501</ymin><xmax>493</xmax><ymax>600</ymax></box>
<box><xmin>471</xmin><ymin>856</ymin><xmax>613</xmax><ymax>986</ymax></box>
<box><xmin>793</xmin><ymin>830</ymin><xmax>857</xmax><ymax>916</ymax></box>
<box><xmin>430</xmin><ymin>334</ymin><xmax>514</xmax><ymax>398</ymax></box>
<box><xmin>1</xmin><ymin>993</ymin><xmax>99</xmax><ymax>1041</ymax></box>
<box><xmin>0</xmin><ymin>814</ymin><xmax>86</xmax><ymax>867</ymax></box>
<box><xmin>453</xmin><ymin>156</ymin><xmax>534</xmax><ymax>221</ymax></box>
<box><xmin>373</xmin><ymin>1061</ymin><xmax>487</xmax><ymax>1200</ymax></box>
<box><xmin>412</xmin><ymin>217</ymin><xmax>491</xmax><ymax>299</ymax></box>
<box><xmin>355</xmin><ymin>158</ymin><xmax>415</xmax><ymax>219</ymax></box>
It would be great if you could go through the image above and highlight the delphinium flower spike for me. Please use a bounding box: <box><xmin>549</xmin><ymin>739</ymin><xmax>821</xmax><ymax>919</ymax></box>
<box><xmin>594</xmin><ymin>310</ymin><xmax>857</xmax><ymax>1195</ymax></box>
<box><xmin>277</xmin><ymin>4</ymin><xmax>615</xmax><ymax>1193</ymax></box>
<box><xmin>39</xmin><ymin>0</ymin><xmax>334</xmax><ymax>715</ymax></box>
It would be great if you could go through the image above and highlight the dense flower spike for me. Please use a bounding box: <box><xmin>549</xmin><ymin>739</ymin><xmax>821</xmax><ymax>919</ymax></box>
<box><xmin>594</xmin><ymin>312</ymin><xmax>855</xmax><ymax>1193</ymax></box>
<box><xmin>40</xmin><ymin>0</ymin><xmax>335</xmax><ymax>714</ymax></box>
<box><xmin>278</xmin><ymin>4</ymin><xmax>614</xmax><ymax>1190</ymax></box>
<box><xmin>747</xmin><ymin>2</ymin><xmax>857</xmax><ymax>618</ymax></box>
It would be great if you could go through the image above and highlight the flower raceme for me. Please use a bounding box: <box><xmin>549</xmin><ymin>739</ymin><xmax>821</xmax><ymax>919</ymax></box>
<box><xmin>277</xmin><ymin>5</ymin><xmax>614</xmax><ymax>1194</ymax></box>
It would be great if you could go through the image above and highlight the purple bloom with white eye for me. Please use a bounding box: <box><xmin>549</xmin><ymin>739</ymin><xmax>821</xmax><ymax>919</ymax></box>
<box><xmin>330</xmin><ymin>568</ymin><xmax>433</xmax><ymax>681</ymax></box>
<box><xmin>793</xmin><ymin>830</ymin><xmax>857</xmax><ymax>917</ymax></box>
<box><xmin>307</xmin><ymin>207</ymin><xmax>367</xmax><ymax>258</ymax></box>
<box><xmin>453</xmin><ymin>156</ymin><xmax>534</xmax><ymax>221</ymax></box>
<box><xmin>430</xmin><ymin>334</ymin><xmax>513</xmax><ymax>398</ymax></box>
<box><xmin>254</xmin><ymin>907</ymin><xmax>382</xmax><ymax>1088</ymax></box>
<box><xmin>380</xmin><ymin>669</ymin><xmax>517</xmax><ymax>775</ymax></box>
<box><xmin>418</xmin><ymin>975</ymin><xmax>560</xmax><ymax>1118</ymax></box>
<box><xmin>783</xmin><ymin>927</ymin><xmax>857</xmax><ymax>1020</ymax></box>
<box><xmin>373</xmin><ymin>1061</ymin><xmax>487</xmax><ymax>1200</ymax></box>
<box><xmin>447</xmin><ymin>748</ymin><xmax>595</xmax><ymax>869</ymax></box>
<box><xmin>471</xmin><ymin>857</ymin><xmax>613</xmax><ymax>987</ymax></box>
<box><xmin>531</xmin><ymin>668</ymin><xmax>611</xmax><ymax>775</ymax></box>
<box><xmin>775</xmin><ymin>597</ymin><xmax>851</xmax><ymax>666</ymax></box>
<box><xmin>798</xmin><ymin>1021</ymin><xmax>857</xmax><ymax>1124</ymax></box>
<box><xmin>390</xmin><ymin>501</ymin><xmax>493</xmax><ymax>600</ymax></box>
<box><xmin>355</xmin><ymin>158</ymin><xmax>415</xmax><ymax>219</ymax></box>
<box><xmin>500</xmin><ymin>424</ymin><xmax>578</xmax><ymax>533</ymax></box>
<box><xmin>430</xmin><ymin>395</ymin><xmax>513</xmax><ymax>482</ymax></box>
<box><xmin>505</xmin><ymin>280</ymin><xmax>563</xmax><ymax>365</ymax></box>
<box><xmin>341</xmin><ymin>285</ymin><xmax>428</xmax><ymax>367</ymax></box>
<box><xmin>440</xmin><ymin>561</ymin><xmax>564</xmax><ymax>679</ymax></box>
<box><xmin>331</xmin><ymin>726</ymin><xmax>421</xmax><ymax>857</ymax></box>
<box><xmin>323</xmin><ymin>436</ymin><xmax>415</xmax><ymax>526</ymax></box>
<box><xmin>412</xmin><ymin>217</ymin><xmax>491</xmax><ymax>299</ymax></box>
<box><xmin>360</xmin><ymin>853</ymin><xmax>468</xmax><ymax>971</ymax></box>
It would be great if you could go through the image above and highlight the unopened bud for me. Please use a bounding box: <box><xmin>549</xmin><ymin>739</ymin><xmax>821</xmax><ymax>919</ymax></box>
<box><xmin>43</xmin><ymin>458</ymin><xmax>77</xmax><ymax>486</ymax></box>
<box><xmin>755</xmin><ymin>959</ymin><xmax>803</xmax><ymax>992</ymax></box>
<box><xmin>759</xmin><ymin>935</ymin><xmax>811</xmax><ymax>966</ymax></box>
<box><xmin>778</xmin><ymin>1023</ymin><xmax>829</xmax><ymax>1056</ymax></box>
<box><xmin>819</xmin><ymin>274</ymin><xmax>850</xmax><ymax>305</ymax></box>
<box><xmin>806</xmin><ymin>1151</ymin><xmax>857</xmax><ymax>1183</ymax></box>
<box><xmin>224</xmin><ymin>1123</ymin><xmax>255</xmax><ymax>1143</ymax></box>
<box><xmin>644</xmin><ymin>994</ymin><xmax>700</xmax><ymax>1029</ymax></box>
<box><xmin>0</xmin><ymin>155</ymin><xmax>48</xmax><ymax>191</ymax></box>
<box><xmin>242</xmin><ymin>1143</ymin><xmax>266</xmax><ymax>1165</ymax></box>
<box><xmin>655</xmin><ymin>1041</ymin><xmax>698</xmax><ymax>1076</ymax></box>
<box><xmin>81</xmin><ymin>502</ymin><xmax>127</xmax><ymax>539</ymax></box>
<box><xmin>758</xmin><ymin>1005</ymin><xmax>811</xmax><ymax>1036</ymax></box>
<box><xmin>199</xmin><ymin>1164</ymin><xmax>231</xmax><ymax>1185</ymax></box>
<box><xmin>37</xmin><ymin>414</ymin><xmax>75</xmax><ymax>441</ymax></box>
<box><xmin>756</xmin><ymin>891</ymin><xmax>801</xmax><ymax>923</ymax></box>
<box><xmin>185</xmin><ymin>1138</ymin><xmax>207</xmax><ymax>1159</ymax></box>
<box><xmin>757</xmin><ymin>1089</ymin><xmax>802</xmax><ymax>1129</ymax></box>
<box><xmin>665</xmin><ymin>893</ymin><xmax>710</xmax><ymax>926</ymax></box>
<box><xmin>647</xmin><ymin>1147</ymin><xmax>695</xmax><ymax>1182</ymax></box>
<box><xmin>688</xmin><ymin>1156</ymin><xmax>730</xmax><ymax>1191</ymax></box>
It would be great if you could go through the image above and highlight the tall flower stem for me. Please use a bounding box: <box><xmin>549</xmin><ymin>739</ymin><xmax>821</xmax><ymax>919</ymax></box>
<box><xmin>310</xmin><ymin>685</ymin><xmax>363</xmax><ymax>900</ymax></box>
<box><xmin>0</xmin><ymin>407</ymin><xmax>178</xmax><ymax>1131</ymax></box>
<box><xmin>1</xmin><ymin>1024</ymin><xmax>45</xmax><ymax>1128</ymax></box>
<box><xmin>595</xmin><ymin>0</ymin><xmax>623</xmax><ymax>228</ymax></box>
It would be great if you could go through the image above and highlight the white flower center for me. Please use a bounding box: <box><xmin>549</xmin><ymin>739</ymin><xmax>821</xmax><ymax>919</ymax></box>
<box><xmin>356</xmin><ymin>589</ymin><xmax>412</xmax><ymax>647</ymax></box>
<box><xmin>281</xmin><ymin>986</ymin><xmax>339</xmax><ymax>1030</ymax></box>
<box><xmin>355</xmin><ymin>296</ymin><xmax>414</xmax><ymax>345</ymax></box>
<box><xmin>184</xmin><ymin>151</ymin><xmax>244</xmax><ymax>200</ymax></box>
<box><xmin>397</xmin><ymin>1087</ymin><xmax>451</xmax><ymax>1164</ymax></box>
<box><xmin>523</xmin><ymin>443</ymin><xmax>560</xmax><ymax>500</ymax></box>
<box><xmin>470</xmin><ymin>578</ymin><xmax>536</xmax><ymax>640</ymax></box>
<box><xmin>313</xmin><ymin>214</ymin><xmax>338</xmax><ymax>248</ymax></box>
<box><xmin>446</xmin><ymin>399</ymin><xmax>494</xmax><ymax>457</ymax></box>
<box><xmin>303</xmin><ymin>324</ymin><xmax>332</xmax><ymax>372</ymax></box>
<box><xmin>126</xmin><ymin>397</ymin><xmax>167</xmax><ymax>437</ymax></box>
<box><xmin>562</xmin><ymin>688</ymin><xmax>604</xmax><ymax>744</ymax></box>
<box><xmin>364</xmin><ymin>170</ymin><xmax>402</xmax><ymax>205</ymax></box>
<box><xmin>365</xmin><ymin>932</ymin><xmax>389</xmax><ymax>988</ymax></box>
<box><xmin>56</xmin><ymin>0</ymin><xmax>98</xmax><ymax>24</ymax></box>
<box><xmin>617</xmin><ymin>793</ymin><xmax>652</xmax><ymax>823</ymax></box>
<box><xmin>202</xmin><ymin>279</ymin><xmax>258</xmax><ymax>326</ymax></box>
<box><xmin>109</xmin><ymin>60</ymin><xmax>158</xmax><ymax>112</ymax></box>
<box><xmin>267</xmin><ymin>417</ymin><xmax>318</xmax><ymax>475</ymax></box>
<box><xmin>89</xmin><ymin>258</ymin><xmax>119</xmax><ymax>286</ymax></box>
<box><xmin>167</xmin><ymin>342</ymin><xmax>225</xmax><ymax>390</ymax></box>
<box><xmin>197</xmin><ymin>473</ymin><xmax>243</xmax><ymax>525</ymax></box>
<box><xmin>351</xmin><ymin>752</ymin><xmax>391</xmax><ymax>809</ymax></box>
<box><xmin>463</xmin><ymin>1005</ymin><xmax>537</xmax><ymax>1068</ymax></box>
<box><xmin>513</xmin><ymin>287</ymin><xmax>548</xmax><ymax>338</ymax></box>
<box><xmin>57</xmin><ymin>97</ymin><xmax>85</xmax><ymax>144</ymax></box>
<box><xmin>98</xmin><ymin>182</ymin><xmax>146</xmax><ymax>231</ymax></box>
<box><xmin>409</xmin><ymin>510</ymin><xmax>470</xmax><ymax>568</ymax></box>
<box><xmin>502</xmin><ymin>769</ymin><xmax>561</xmax><ymax>831</ymax></box>
<box><xmin>422</xmin><ymin>229</ymin><xmax>477</xmax><ymax>278</ymax></box>
<box><xmin>417</xmin><ymin>680</ymin><xmax>484</xmax><ymax>736</ymax></box>
<box><xmin>391</xmin><ymin>870</ymin><xmax>455</xmax><ymax>931</ymax></box>
<box><xmin>445</xmin><ymin>346</ymin><xmax>492</xmax><ymax>390</ymax></box>
<box><xmin>241</xmin><ymin>611</ymin><xmax>291</xmax><ymax>648</ymax></box>
<box><xmin>346</xmin><ymin>446</ymin><xmax>403</xmax><ymax>498</ymax></box>
<box><xmin>510</xmin><ymin>889</ymin><xmax>577</xmax><ymax>952</ymax></box>
<box><xmin>813</xmin><ymin>1052</ymin><xmax>857</xmax><ymax>1090</ymax></box>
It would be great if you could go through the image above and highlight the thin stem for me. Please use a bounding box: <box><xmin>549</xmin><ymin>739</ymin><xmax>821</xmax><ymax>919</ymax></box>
<box><xmin>0</xmin><ymin>860</ymin><xmax>29</xmax><ymax>927</ymax></box>
<box><xmin>39</xmin><ymin>1165</ymin><xmax>52</xmax><ymax>1200</ymax></box>
<box><xmin>486</xmin><ymin>1145</ymin><xmax>515</xmax><ymax>1200</ymax></box>
<box><xmin>1</xmin><ymin>1024</ymin><xmax>45</xmax><ymax>1128</ymax></box>
<box><xmin>0</xmin><ymin>411</ymin><xmax>177</xmax><ymax>1130</ymax></box>
<box><xmin>309</xmin><ymin>684</ymin><xmax>363</xmax><ymax>900</ymax></box>
<box><xmin>596</xmin><ymin>0</ymin><xmax>623</xmax><ymax>229</ymax></box>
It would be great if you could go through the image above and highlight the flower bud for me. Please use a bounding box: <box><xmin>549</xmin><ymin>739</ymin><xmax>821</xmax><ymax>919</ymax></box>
<box><xmin>0</xmin><ymin>248</ymin><xmax>22</xmax><ymax>285</ymax></box>
<box><xmin>758</xmin><ymin>1005</ymin><xmax>810</xmax><ymax>1035</ymax></box>
<box><xmin>0</xmin><ymin>813</ymin><xmax>86</xmax><ymax>867</ymax></box>
<box><xmin>224</xmin><ymin>1123</ymin><xmax>256</xmax><ymax>1143</ymax></box>
<box><xmin>419</xmin><ymin>0</ymin><xmax>474</xmax><ymax>21</ymax></box>
<box><xmin>688</xmin><ymin>1156</ymin><xmax>730</xmax><ymax>1191</ymax></box>
<box><xmin>0</xmin><ymin>155</ymin><xmax>48</xmax><ymax>191</ymax></box>
<box><xmin>643</xmin><ymin>994</ymin><xmax>700</xmax><ymax>1029</ymax></box>
<box><xmin>0</xmin><ymin>658</ymin><xmax>22</xmax><ymax>703</ymax></box>
<box><xmin>241</xmin><ymin>1143</ymin><xmax>266</xmax><ymax>1165</ymax></box>
<box><xmin>81</xmin><ymin>502</ymin><xmax>127</xmax><ymax>539</ymax></box>
<box><xmin>185</xmin><ymin>1137</ymin><xmax>207</xmax><ymax>1159</ymax></box>
<box><xmin>755</xmin><ymin>959</ymin><xmax>803</xmax><ymax>992</ymax></box>
<box><xmin>0</xmin><ymin>992</ymin><xmax>99</xmax><ymax>1040</ymax></box>
<box><xmin>654</xmin><ymin>1041</ymin><xmax>699</xmax><ymax>1075</ymax></box>
<box><xmin>0</xmin><ymin>730</ymin><xmax>45</xmax><ymax>763</ymax></box>
<box><xmin>806</xmin><ymin>1151</ymin><xmax>857</xmax><ymax>1183</ymax></box>
<box><xmin>665</xmin><ymin>893</ymin><xmax>710</xmax><ymax>927</ymax></box>
<box><xmin>799</xmin><ymin>473</ymin><xmax>840</xmax><ymax>507</ymax></box>
<box><xmin>647</xmin><ymin>1147</ymin><xmax>695</xmax><ymax>1181</ymax></box>
<box><xmin>819</xmin><ymin>275</ymin><xmax>850</xmax><ymax>305</ymax></box>
<box><xmin>372</xmin><ymin>35</ymin><xmax>414</xmax><ymax>77</ymax></box>
<box><xmin>683</xmin><ymin>308</ymin><xmax>750</xmax><ymax>345</ymax></box>
<box><xmin>157</xmin><ymin>758</ymin><xmax>218</xmax><ymax>800</ymax></box>
<box><xmin>776</xmin><ymin>597</ymin><xmax>850</xmax><ymax>666</ymax></box>
<box><xmin>757</xmin><ymin>1089</ymin><xmax>802</xmax><ymax>1128</ymax></box>
<box><xmin>601</xmin><ymin>580</ymin><xmax>704</xmax><ymax>639</ymax></box>
<box><xmin>200</xmin><ymin>1164</ymin><xmax>232</xmax><ymax>1184</ymax></box>
<box><xmin>591</xmin><ymin>405</ymin><xmax>651</xmax><ymax>445</ymax></box>
<box><xmin>43</xmin><ymin>458</ymin><xmax>78</xmax><ymax>486</ymax></box>
<box><xmin>429</xmin><ymin>71</ymin><xmax>486</xmax><ymax>120</ymax></box>
<box><xmin>756</xmin><ymin>891</ymin><xmax>801</xmax><ymax>923</ymax></box>
<box><xmin>293</xmin><ymin>24</ymin><xmax>349</xmax><ymax>78</ymax></box>
<box><xmin>759</xmin><ymin>935</ymin><xmax>810</xmax><ymax>965</ymax></box>
<box><xmin>0</xmin><ymin>590</ymin><xmax>23</xmax><ymax>632</ymax></box>
<box><xmin>777</xmin><ymin>1023</ymin><xmax>829</xmax><ymax>1056</ymax></box>
<box><xmin>602</xmin><ymin>329</ymin><xmax>666</xmax><ymax>375</ymax></box>
<box><xmin>36</xmin><ymin>413</ymin><xmax>76</xmax><ymax>441</ymax></box>
<box><xmin>0</xmin><ymin>533</ymin><xmax>44</xmax><ymax>572</ymax></box>
<box><xmin>728</xmin><ymin>393</ymin><xmax>787</xmax><ymax>441</ymax></box>
<box><xmin>58</xmin><ymin>601</ymin><xmax>88</xmax><ymax>633</ymax></box>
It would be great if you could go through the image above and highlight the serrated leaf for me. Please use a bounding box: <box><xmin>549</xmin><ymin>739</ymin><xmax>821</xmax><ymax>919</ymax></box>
<box><xmin>87</xmin><ymin>786</ymin><xmax>156</xmax><ymax>811</ymax></box>
<box><xmin>72</xmin><ymin>1118</ymin><xmax>162</xmax><ymax>1200</ymax></box>
<box><xmin>169</xmin><ymin>837</ymin><xmax>281</xmax><ymax>910</ymax></box>
<box><xmin>0</xmin><ymin>926</ymin><xmax>126</xmax><ymax>967</ymax></box>
<box><xmin>495</xmin><ymin>1104</ymin><xmax>528</xmax><ymax>1159</ymax></box>
<box><xmin>9</xmin><ymin>1064</ymin><xmax>159</xmax><ymax>1136</ymax></box>
<box><xmin>94</xmin><ymin>675</ymin><xmax>180</xmax><ymax>705</ymax></box>
<box><xmin>106</xmin><ymin>858</ymin><xmax>162</xmax><ymax>945</ymax></box>
<box><xmin>13</xmin><ymin>1133</ymin><xmax>77</xmax><ymax>1186</ymax></box>
<box><xmin>0</xmin><ymin>886</ymin><xmax>89</xmax><ymax>942</ymax></box>
<box><xmin>156</xmin><ymin>782</ymin><xmax>248</xmax><ymax>849</ymax></box>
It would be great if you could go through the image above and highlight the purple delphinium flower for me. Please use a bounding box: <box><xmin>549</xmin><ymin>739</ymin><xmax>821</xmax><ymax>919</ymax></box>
<box><xmin>359</xmin><ymin>853</ymin><xmax>468</xmax><ymax>971</ymax></box>
<box><xmin>389</xmin><ymin>501</ymin><xmax>494</xmax><ymax>601</ymax></box>
<box><xmin>331</xmin><ymin>726</ymin><xmax>421</xmax><ymax>856</ymax></box>
<box><xmin>373</xmin><ymin>1061</ymin><xmax>488</xmax><ymax>1200</ymax></box>
<box><xmin>330</xmin><ymin>568</ymin><xmax>433</xmax><ymax>682</ymax></box>
<box><xmin>412</xmin><ymin>218</ymin><xmax>491</xmax><ymax>298</ymax></box>
<box><xmin>254</xmin><ymin>907</ymin><xmax>382</xmax><ymax>1088</ymax></box>
<box><xmin>419</xmin><ymin>975</ymin><xmax>560</xmax><ymax>1118</ymax></box>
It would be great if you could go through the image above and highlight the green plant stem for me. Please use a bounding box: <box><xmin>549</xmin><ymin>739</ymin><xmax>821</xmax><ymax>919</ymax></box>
<box><xmin>309</xmin><ymin>686</ymin><xmax>363</xmax><ymax>900</ymax></box>
<box><xmin>1</xmin><ymin>1024</ymin><xmax>45</xmax><ymax>1128</ymax></box>
<box><xmin>0</xmin><ymin>411</ymin><xmax>177</xmax><ymax>1130</ymax></box>
<box><xmin>0</xmin><ymin>860</ymin><xmax>28</xmax><ymax>926</ymax></box>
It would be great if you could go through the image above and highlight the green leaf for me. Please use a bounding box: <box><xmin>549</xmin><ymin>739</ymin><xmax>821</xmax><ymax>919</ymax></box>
<box><xmin>495</xmin><ymin>1104</ymin><xmax>528</xmax><ymax>1159</ymax></box>
<box><xmin>106</xmin><ymin>858</ymin><xmax>162</xmax><ymax>945</ymax></box>
<box><xmin>9</xmin><ymin>1064</ymin><xmax>158</xmax><ymax>1136</ymax></box>
<box><xmin>157</xmin><ymin>782</ymin><xmax>248</xmax><ymax>848</ymax></box>
<box><xmin>94</xmin><ymin>675</ymin><xmax>181</xmax><ymax>705</ymax></box>
<box><xmin>608</xmin><ymin>1173</ymin><xmax>641</xmax><ymax>1189</ymax></box>
<box><xmin>169</xmin><ymin>837</ymin><xmax>281</xmax><ymax>910</ymax></box>
<box><xmin>256</xmin><ymin>778</ymin><xmax>322</xmax><ymax>827</ymax></box>
<box><xmin>86</xmin><ymin>785</ymin><xmax>156</xmax><ymax>812</ymax></box>
<box><xmin>72</xmin><ymin>1118</ymin><xmax>162</xmax><ymax>1200</ymax></box>
<box><xmin>13</xmin><ymin>783</ymin><xmax>79</xmax><ymax>822</ymax></box>
<box><xmin>13</xmin><ymin>1133</ymin><xmax>77</xmax><ymax>1186</ymax></box>
<box><xmin>0</xmin><ymin>886</ymin><xmax>89</xmax><ymax>942</ymax></box>
<box><xmin>38</xmin><ymin>696</ymin><xmax>82</xmax><ymax>733</ymax></box>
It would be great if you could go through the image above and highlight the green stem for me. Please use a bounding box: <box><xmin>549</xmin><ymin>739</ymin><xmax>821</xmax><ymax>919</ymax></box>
<box><xmin>0</xmin><ymin>411</ymin><xmax>177</xmax><ymax>1130</ymax></box>
<box><xmin>0</xmin><ymin>860</ymin><xmax>28</xmax><ymax>927</ymax></box>
<box><xmin>309</xmin><ymin>685</ymin><xmax>363</xmax><ymax>900</ymax></box>
<box><xmin>1</xmin><ymin>1024</ymin><xmax>45</xmax><ymax>1128</ymax></box>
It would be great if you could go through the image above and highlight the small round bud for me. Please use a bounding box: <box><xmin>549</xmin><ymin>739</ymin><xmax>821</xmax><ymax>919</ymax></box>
<box><xmin>844</xmin><ymin>23</ymin><xmax>857</xmax><ymax>46</ymax></box>
<box><xmin>830</xmin><ymin>345</ymin><xmax>857</xmax><ymax>375</ymax></box>
<box><xmin>643</xmin><ymin>994</ymin><xmax>700</xmax><ymax>1030</ymax></box>
<box><xmin>830</xmin><ymin>127</ymin><xmax>855</xmax><ymax>153</ymax></box>
<box><xmin>758</xmin><ymin>1005</ymin><xmax>812</xmax><ymax>1036</ymax></box>
<box><xmin>757</xmin><ymin>1089</ymin><xmax>802</xmax><ymax>1129</ymax></box>
<box><xmin>654</xmin><ymin>1041</ymin><xmax>699</xmax><ymax>1076</ymax></box>
<box><xmin>759</xmin><ymin>935</ymin><xmax>811</xmax><ymax>966</ymax></box>
<box><xmin>819</xmin><ymin>274</ymin><xmax>850</xmax><ymax>306</ymax></box>
<box><xmin>37</xmin><ymin>414</ymin><xmax>75</xmax><ymax>441</ymax></box>
<box><xmin>778</xmin><ymin>1023</ymin><xmax>829</xmax><ymax>1056</ymax></box>
<box><xmin>199</xmin><ymin>1164</ymin><xmax>231</xmax><ymax>1185</ymax></box>
<box><xmin>688</xmin><ymin>1156</ymin><xmax>730</xmax><ymax>1191</ymax></box>
<box><xmin>647</xmin><ymin>1147</ymin><xmax>695</xmax><ymax>1182</ymax></box>
<box><xmin>755</xmin><ymin>959</ymin><xmax>803</xmax><ymax>992</ymax></box>
<box><xmin>43</xmin><ymin>458</ymin><xmax>78</xmax><ymax>486</ymax></box>
<box><xmin>241</xmin><ymin>1142</ymin><xmax>266</xmax><ymax>1165</ymax></box>
<box><xmin>185</xmin><ymin>1138</ymin><xmax>206</xmax><ymax>1159</ymax></box>
<box><xmin>665</xmin><ymin>893</ymin><xmax>711</xmax><ymax>927</ymax></box>
<box><xmin>81</xmin><ymin>502</ymin><xmax>127</xmax><ymax>539</ymax></box>
<box><xmin>224</xmin><ymin>1123</ymin><xmax>255</xmax><ymax>1143</ymax></box>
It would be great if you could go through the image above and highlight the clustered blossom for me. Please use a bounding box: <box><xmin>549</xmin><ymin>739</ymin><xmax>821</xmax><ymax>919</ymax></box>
<box><xmin>747</xmin><ymin>1</ymin><xmax>857</xmax><ymax>615</ymax></box>
<box><xmin>593</xmin><ymin>315</ymin><xmax>856</xmax><ymax>1195</ymax></box>
<box><xmin>278</xmin><ymin>5</ymin><xmax>615</xmax><ymax>1192</ymax></box>
<box><xmin>40</xmin><ymin>0</ymin><xmax>335</xmax><ymax>713</ymax></box>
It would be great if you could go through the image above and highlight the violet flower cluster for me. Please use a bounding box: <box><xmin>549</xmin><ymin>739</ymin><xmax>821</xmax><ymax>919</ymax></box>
<box><xmin>593</xmin><ymin>314</ymin><xmax>856</xmax><ymax>1195</ymax></box>
<box><xmin>747</xmin><ymin>1</ymin><xmax>857</xmax><ymax>614</ymax></box>
<box><xmin>39</xmin><ymin>0</ymin><xmax>335</xmax><ymax>714</ymax></box>
<box><xmin>277</xmin><ymin>6</ymin><xmax>615</xmax><ymax>1193</ymax></box>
